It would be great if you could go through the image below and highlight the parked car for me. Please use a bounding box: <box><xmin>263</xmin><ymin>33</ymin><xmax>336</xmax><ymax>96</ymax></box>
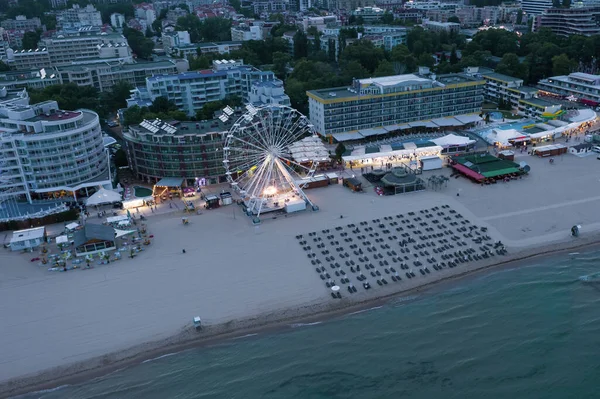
<box><xmin>592</xmin><ymin>146</ymin><xmax>600</xmax><ymax>153</ymax></box>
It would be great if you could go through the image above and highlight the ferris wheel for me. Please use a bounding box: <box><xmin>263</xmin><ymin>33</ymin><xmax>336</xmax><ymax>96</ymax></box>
<box><xmin>222</xmin><ymin>104</ymin><xmax>319</xmax><ymax>219</ymax></box>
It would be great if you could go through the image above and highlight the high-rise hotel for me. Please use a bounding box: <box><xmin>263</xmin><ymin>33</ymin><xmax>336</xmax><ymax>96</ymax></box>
<box><xmin>307</xmin><ymin>70</ymin><xmax>485</xmax><ymax>139</ymax></box>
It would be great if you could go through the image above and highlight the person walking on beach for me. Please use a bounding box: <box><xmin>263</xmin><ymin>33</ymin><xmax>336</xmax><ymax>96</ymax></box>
<box><xmin>182</xmin><ymin>249</ymin><xmax>186</xmax><ymax>254</ymax></box>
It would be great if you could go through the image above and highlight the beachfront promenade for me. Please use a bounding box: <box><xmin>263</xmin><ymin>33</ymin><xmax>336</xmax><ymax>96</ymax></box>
<box><xmin>2</xmin><ymin>149</ymin><xmax>600</xmax><ymax>396</ymax></box>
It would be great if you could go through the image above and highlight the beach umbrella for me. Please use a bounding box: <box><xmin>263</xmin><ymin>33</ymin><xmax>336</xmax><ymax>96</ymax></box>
<box><xmin>331</xmin><ymin>285</ymin><xmax>340</xmax><ymax>291</ymax></box>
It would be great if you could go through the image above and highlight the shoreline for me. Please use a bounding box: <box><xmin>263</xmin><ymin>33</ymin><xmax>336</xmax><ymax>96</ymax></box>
<box><xmin>3</xmin><ymin>232</ymin><xmax>600</xmax><ymax>399</ymax></box>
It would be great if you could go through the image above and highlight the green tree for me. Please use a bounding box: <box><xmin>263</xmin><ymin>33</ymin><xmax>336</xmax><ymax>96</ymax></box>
<box><xmin>200</xmin><ymin>18</ymin><xmax>232</xmax><ymax>41</ymax></box>
<box><xmin>149</xmin><ymin>96</ymin><xmax>177</xmax><ymax>114</ymax></box>
<box><xmin>293</xmin><ymin>30</ymin><xmax>309</xmax><ymax>60</ymax></box>
<box><xmin>335</xmin><ymin>142</ymin><xmax>346</xmax><ymax>161</ymax></box>
<box><xmin>22</xmin><ymin>31</ymin><xmax>41</xmax><ymax>50</ymax></box>
<box><xmin>374</xmin><ymin>60</ymin><xmax>395</xmax><ymax>77</ymax></box>
<box><xmin>552</xmin><ymin>53</ymin><xmax>576</xmax><ymax>76</ymax></box>
<box><xmin>341</xmin><ymin>60</ymin><xmax>369</xmax><ymax>82</ymax></box>
<box><xmin>448</xmin><ymin>15</ymin><xmax>460</xmax><ymax>24</ymax></box>
<box><xmin>114</xmin><ymin>148</ymin><xmax>128</xmax><ymax>168</ymax></box>
<box><xmin>516</xmin><ymin>10</ymin><xmax>524</xmax><ymax>25</ymax></box>
<box><xmin>0</xmin><ymin>61</ymin><xmax>10</xmax><ymax>72</ymax></box>
<box><xmin>380</xmin><ymin>12</ymin><xmax>394</xmax><ymax>25</ymax></box>
<box><xmin>496</xmin><ymin>53</ymin><xmax>528</xmax><ymax>80</ymax></box>
<box><xmin>450</xmin><ymin>46</ymin><xmax>458</xmax><ymax>64</ymax></box>
<box><xmin>417</xmin><ymin>53</ymin><xmax>434</xmax><ymax>68</ymax></box>
<box><xmin>341</xmin><ymin>39</ymin><xmax>385</xmax><ymax>73</ymax></box>
<box><xmin>272</xmin><ymin>51</ymin><xmax>291</xmax><ymax>78</ymax></box>
<box><xmin>123</xmin><ymin>105</ymin><xmax>146</xmax><ymax>125</ymax></box>
<box><xmin>123</xmin><ymin>27</ymin><xmax>155</xmax><ymax>59</ymax></box>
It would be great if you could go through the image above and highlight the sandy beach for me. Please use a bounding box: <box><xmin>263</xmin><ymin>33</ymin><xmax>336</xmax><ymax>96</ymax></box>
<box><xmin>1</xmin><ymin>150</ymin><xmax>600</xmax><ymax>398</ymax></box>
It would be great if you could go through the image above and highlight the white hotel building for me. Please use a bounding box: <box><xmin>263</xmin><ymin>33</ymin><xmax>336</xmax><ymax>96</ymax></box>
<box><xmin>0</xmin><ymin>89</ymin><xmax>109</xmax><ymax>203</ymax></box>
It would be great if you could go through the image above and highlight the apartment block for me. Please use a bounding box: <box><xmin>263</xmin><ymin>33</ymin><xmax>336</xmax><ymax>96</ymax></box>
<box><xmin>230</xmin><ymin>25</ymin><xmax>262</xmax><ymax>41</ymax></box>
<box><xmin>307</xmin><ymin>71</ymin><xmax>485</xmax><ymax>137</ymax></box>
<box><xmin>56</xmin><ymin>4</ymin><xmax>103</xmax><ymax>29</ymax></box>
<box><xmin>538</xmin><ymin>72</ymin><xmax>600</xmax><ymax>106</ymax></box>
<box><xmin>127</xmin><ymin>60</ymin><xmax>289</xmax><ymax>116</ymax></box>
<box><xmin>533</xmin><ymin>7</ymin><xmax>600</xmax><ymax>37</ymax></box>
<box><xmin>481</xmin><ymin>72</ymin><xmax>538</xmax><ymax>110</ymax></box>
<box><xmin>0</xmin><ymin>89</ymin><xmax>109</xmax><ymax>203</ymax></box>
<box><xmin>1</xmin><ymin>16</ymin><xmax>42</xmax><ymax>32</ymax></box>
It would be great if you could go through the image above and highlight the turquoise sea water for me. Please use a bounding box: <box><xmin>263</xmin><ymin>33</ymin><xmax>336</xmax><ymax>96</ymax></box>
<box><xmin>22</xmin><ymin>251</ymin><xmax>600</xmax><ymax>399</ymax></box>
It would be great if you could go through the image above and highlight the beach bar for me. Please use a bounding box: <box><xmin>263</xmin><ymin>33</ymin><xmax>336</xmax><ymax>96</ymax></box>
<box><xmin>73</xmin><ymin>224</ymin><xmax>117</xmax><ymax>256</ymax></box>
<box><xmin>451</xmin><ymin>154</ymin><xmax>523</xmax><ymax>183</ymax></box>
<box><xmin>10</xmin><ymin>227</ymin><xmax>46</xmax><ymax>251</ymax></box>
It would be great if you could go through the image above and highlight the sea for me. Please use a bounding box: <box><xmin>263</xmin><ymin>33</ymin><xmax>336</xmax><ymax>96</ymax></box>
<box><xmin>20</xmin><ymin>250</ymin><xmax>600</xmax><ymax>399</ymax></box>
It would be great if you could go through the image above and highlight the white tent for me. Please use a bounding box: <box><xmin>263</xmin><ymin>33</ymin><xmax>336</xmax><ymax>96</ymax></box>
<box><xmin>114</xmin><ymin>229</ymin><xmax>136</xmax><ymax>238</ymax></box>
<box><xmin>65</xmin><ymin>222</ymin><xmax>79</xmax><ymax>231</ymax></box>
<box><xmin>56</xmin><ymin>235</ymin><xmax>69</xmax><ymax>245</ymax></box>
<box><xmin>86</xmin><ymin>188</ymin><xmax>122</xmax><ymax>206</ymax></box>
<box><xmin>431</xmin><ymin>134</ymin><xmax>475</xmax><ymax>147</ymax></box>
<box><xmin>488</xmin><ymin>129</ymin><xmax>526</xmax><ymax>146</ymax></box>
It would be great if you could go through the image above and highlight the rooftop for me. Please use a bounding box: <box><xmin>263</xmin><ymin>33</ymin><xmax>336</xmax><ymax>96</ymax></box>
<box><xmin>129</xmin><ymin>117</ymin><xmax>238</xmax><ymax>137</ymax></box>
<box><xmin>358</xmin><ymin>74</ymin><xmax>430</xmax><ymax>87</ymax></box>
<box><xmin>482</xmin><ymin>72</ymin><xmax>523</xmax><ymax>83</ymax></box>
<box><xmin>31</xmin><ymin>110</ymin><xmax>82</xmax><ymax>122</ymax></box>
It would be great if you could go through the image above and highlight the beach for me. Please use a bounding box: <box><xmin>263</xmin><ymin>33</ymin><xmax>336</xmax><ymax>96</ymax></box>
<box><xmin>1</xmin><ymin>151</ymin><xmax>600</xmax><ymax>398</ymax></box>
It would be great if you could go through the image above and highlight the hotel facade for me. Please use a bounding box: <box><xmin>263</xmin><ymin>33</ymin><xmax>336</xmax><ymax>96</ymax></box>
<box><xmin>0</xmin><ymin>89</ymin><xmax>109</xmax><ymax>203</ymax></box>
<box><xmin>123</xmin><ymin>118</ymin><xmax>234</xmax><ymax>185</ymax></box>
<box><xmin>307</xmin><ymin>71</ymin><xmax>485</xmax><ymax>138</ymax></box>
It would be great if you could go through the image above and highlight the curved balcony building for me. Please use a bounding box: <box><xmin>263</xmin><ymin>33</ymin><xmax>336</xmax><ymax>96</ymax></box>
<box><xmin>0</xmin><ymin>89</ymin><xmax>110</xmax><ymax>203</ymax></box>
<box><xmin>123</xmin><ymin>118</ymin><xmax>237</xmax><ymax>186</ymax></box>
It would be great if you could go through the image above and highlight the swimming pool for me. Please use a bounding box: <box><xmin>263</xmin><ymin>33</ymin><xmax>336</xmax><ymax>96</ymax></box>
<box><xmin>133</xmin><ymin>186</ymin><xmax>153</xmax><ymax>198</ymax></box>
<box><xmin>496</xmin><ymin>121</ymin><xmax>534</xmax><ymax>131</ymax></box>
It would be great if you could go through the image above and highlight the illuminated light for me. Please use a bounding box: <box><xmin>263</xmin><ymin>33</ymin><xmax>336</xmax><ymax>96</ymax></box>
<box><xmin>263</xmin><ymin>186</ymin><xmax>277</xmax><ymax>196</ymax></box>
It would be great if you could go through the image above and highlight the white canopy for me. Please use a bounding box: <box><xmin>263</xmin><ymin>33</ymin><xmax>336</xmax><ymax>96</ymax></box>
<box><xmin>106</xmin><ymin>214</ymin><xmax>129</xmax><ymax>224</ymax></box>
<box><xmin>288</xmin><ymin>136</ymin><xmax>330</xmax><ymax>162</ymax></box>
<box><xmin>86</xmin><ymin>188</ymin><xmax>122</xmax><ymax>206</ymax></box>
<box><xmin>65</xmin><ymin>222</ymin><xmax>79</xmax><ymax>230</ymax></box>
<box><xmin>431</xmin><ymin>134</ymin><xmax>475</xmax><ymax>147</ymax></box>
<box><xmin>488</xmin><ymin>128</ymin><xmax>526</xmax><ymax>145</ymax></box>
<box><xmin>56</xmin><ymin>235</ymin><xmax>69</xmax><ymax>244</ymax></box>
<box><xmin>114</xmin><ymin>229</ymin><xmax>136</xmax><ymax>238</ymax></box>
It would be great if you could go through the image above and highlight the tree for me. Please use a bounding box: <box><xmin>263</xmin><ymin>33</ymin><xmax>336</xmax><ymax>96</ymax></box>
<box><xmin>149</xmin><ymin>96</ymin><xmax>177</xmax><ymax>114</ymax></box>
<box><xmin>516</xmin><ymin>10</ymin><xmax>524</xmax><ymax>25</ymax></box>
<box><xmin>562</xmin><ymin>0</ymin><xmax>570</xmax><ymax>7</ymax></box>
<box><xmin>417</xmin><ymin>53</ymin><xmax>434</xmax><ymax>68</ymax></box>
<box><xmin>450</xmin><ymin>46</ymin><xmax>458</xmax><ymax>64</ymax></box>
<box><xmin>448</xmin><ymin>15</ymin><xmax>460</xmax><ymax>24</ymax></box>
<box><xmin>335</xmin><ymin>142</ymin><xmax>346</xmax><ymax>161</ymax></box>
<box><xmin>552</xmin><ymin>53</ymin><xmax>576</xmax><ymax>76</ymax></box>
<box><xmin>123</xmin><ymin>105</ymin><xmax>146</xmax><ymax>125</ymax></box>
<box><xmin>123</xmin><ymin>27</ymin><xmax>155</xmax><ymax>59</ymax></box>
<box><xmin>293</xmin><ymin>30</ymin><xmax>309</xmax><ymax>60</ymax></box>
<box><xmin>22</xmin><ymin>31</ymin><xmax>41</xmax><ymax>50</ymax></box>
<box><xmin>552</xmin><ymin>0</ymin><xmax>561</xmax><ymax>7</ymax></box>
<box><xmin>374</xmin><ymin>60</ymin><xmax>395</xmax><ymax>77</ymax></box>
<box><xmin>495</xmin><ymin>53</ymin><xmax>527</xmax><ymax>80</ymax></box>
<box><xmin>272</xmin><ymin>51</ymin><xmax>291</xmax><ymax>78</ymax></box>
<box><xmin>0</xmin><ymin>61</ymin><xmax>10</xmax><ymax>72</ymax></box>
<box><xmin>200</xmin><ymin>18</ymin><xmax>232</xmax><ymax>42</ymax></box>
<box><xmin>341</xmin><ymin>40</ymin><xmax>385</xmax><ymax>73</ymax></box>
<box><xmin>390</xmin><ymin>45</ymin><xmax>417</xmax><ymax>72</ymax></box>
<box><xmin>341</xmin><ymin>60</ymin><xmax>368</xmax><ymax>83</ymax></box>
<box><xmin>114</xmin><ymin>149</ymin><xmax>128</xmax><ymax>168</ymax></box>
<box><xmin>380</xmin><ymin>12</ymin><xmax>394</xmax><ymax>25</ymax></box>
<box><xmin>29</xmin><ymin>83</ymin><xmax>102</xmax><ymax>115</ymax></box>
